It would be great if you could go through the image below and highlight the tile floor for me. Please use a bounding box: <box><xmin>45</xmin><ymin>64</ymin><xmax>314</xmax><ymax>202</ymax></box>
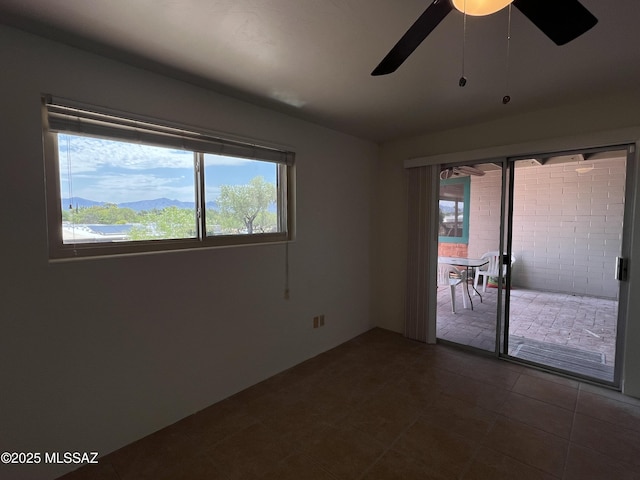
<box><xmin>58</xmin><ymin>328</ymin><xmax>640</xmax><ymax>480</ymax></box>
<box><xmin>437</xmin><ymin>286</ymin><xmax>618</xmax><ymax>366</ymax></box>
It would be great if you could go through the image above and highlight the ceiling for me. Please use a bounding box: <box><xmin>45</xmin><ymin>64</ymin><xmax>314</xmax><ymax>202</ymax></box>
<box><xmin>2</xmin><ymin>0</ymin><xmax>640</xmax><ymax>143</ymax></box>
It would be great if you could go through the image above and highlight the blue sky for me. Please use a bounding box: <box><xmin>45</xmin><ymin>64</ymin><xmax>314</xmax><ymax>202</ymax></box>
<box><xmin>58</xmin><ymin>134</ymin><xmax>277</xmax><ymax>204</ymax></box>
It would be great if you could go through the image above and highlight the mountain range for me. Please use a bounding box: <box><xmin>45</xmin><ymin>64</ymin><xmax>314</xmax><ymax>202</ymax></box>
<box><xmin>62</xmin><ymin>197</ymin><xmax>218</xmax><ymax>211</ymax></box>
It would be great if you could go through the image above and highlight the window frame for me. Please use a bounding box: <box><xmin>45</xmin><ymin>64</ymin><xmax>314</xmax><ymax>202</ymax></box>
<box><xmin>42</xmin><ymin>96</ymin><xmax>295</xmax><ymax>259</ymax></box>
<box><xmin>438</xmin><ymin>176</ymin><xmax>470</xmax><ymax>244</ymax></box>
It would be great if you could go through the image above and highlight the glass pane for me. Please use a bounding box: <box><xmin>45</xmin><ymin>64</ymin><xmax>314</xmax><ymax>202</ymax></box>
<box><xmin>203</xmin><ymin>153</ymin><xmax>280</xmax><ymax>236</ymax></box>
<box><xmin>437</xmin><ymin>164</ymin><xmax>501</xmax><ymax>353</ymax></box>
<box><xmin>58</xmin><ymin>133</ymin><xmax>197</xmax><ymax>243</ymax></box>
<box><xmin>439</xmin><ymin>183</ymin><xmax>465</xmax><ymax>238</ymax></box>
<box><xmin>507</xmin><ymin>151</ymin><xmax>626</xmax><ymax>383</ymax></box>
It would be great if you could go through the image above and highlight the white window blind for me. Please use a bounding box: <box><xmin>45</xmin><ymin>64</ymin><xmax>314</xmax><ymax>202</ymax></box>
<box><xmin>44</xmin><ymin>96</ymin><xmax>295</xmax><ymax>166</ymax></box>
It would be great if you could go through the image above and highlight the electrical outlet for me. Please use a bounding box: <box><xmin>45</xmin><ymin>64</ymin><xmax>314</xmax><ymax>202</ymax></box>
<box><xmin>319</xmin><ymin>314</ymin><xmax>325</xmax><ymax>326</ymax></box>
<box><xmin>313</xmin><ymin>316</ymin><xmax>319</xmax><ymax>328</ymax></box>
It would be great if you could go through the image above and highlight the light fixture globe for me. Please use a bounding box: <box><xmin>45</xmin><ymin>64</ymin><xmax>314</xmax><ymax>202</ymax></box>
<box><xmin>575</xmin><ymin>165</ymin><xmax>594</xmax><ymax>174</ymax></box>
<box><xmin>452</xmin><ymin>0</ymin><xmax>514</xmax><ymax>16</ymax></box>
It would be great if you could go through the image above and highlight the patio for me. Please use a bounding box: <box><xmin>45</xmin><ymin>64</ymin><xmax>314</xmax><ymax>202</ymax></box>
<box><xmin>436</xmin><ymin>284</ymin><xmax>617</xmax><ymax>381</ymax></box>
<box><xmin>435</xmin><ymin>154</ymin><xmax>626</xmax><ymax>384</ymax></box>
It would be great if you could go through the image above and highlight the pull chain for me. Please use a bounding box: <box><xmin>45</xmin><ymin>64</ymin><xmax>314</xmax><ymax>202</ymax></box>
<box><xmin>502</xmin><ymin>3</ymin><xmax>512</xmax><ymax>104</ymax></box>
<box><xmin>459</xmin><ymin>0</ymin><xmax>467</xmax><ymax>87</ymax></box>
<box><xmin>67</xmin><ymin>135</ymin><xmax>73</xmax><ymax>210</ymax></box>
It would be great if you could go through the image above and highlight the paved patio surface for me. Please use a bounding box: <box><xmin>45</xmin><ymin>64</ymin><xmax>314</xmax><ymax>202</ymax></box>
<box><xmin>436</xmin><ymin>283</ymin><xmax>618</xmax><ymax>379</ymax></box>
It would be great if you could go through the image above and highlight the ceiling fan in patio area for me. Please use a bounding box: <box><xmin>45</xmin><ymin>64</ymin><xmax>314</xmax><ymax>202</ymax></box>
<box><xmin>372</xmin><ymin>0</ymin><xmax>598</xmax><ymax>76</ymax></box>
<box><xmin>440</xmin><ymin>165</ymin><xmax>485</xmax><ymax>179</ymax></box>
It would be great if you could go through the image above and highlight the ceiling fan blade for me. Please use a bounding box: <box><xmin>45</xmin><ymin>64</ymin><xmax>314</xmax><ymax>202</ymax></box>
<box><xmin>513</xmin><ymin>0</ymin><xmax>597</xmax><ymax>46</ymax></box>
<box><xmin>371</xmin><ymin>0</ymin><xmax>452</xmax><ymax>76</ymax></box>
<box><xmin>455</xmin><ymin>165</ymin><xmax>485</xmax><ymax>176</ymax></box>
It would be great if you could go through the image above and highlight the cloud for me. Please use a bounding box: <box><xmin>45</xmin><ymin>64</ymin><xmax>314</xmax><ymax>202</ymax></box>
<box><xmin>205</xmin><ymin>185</ymin><xmax>222</xmax><ymax>201</ymax></box>
<box><xmin>57</xmin><ymin>135</ymin><xmax>278</xmax><ymax>203</ymax></box>
<box><xmin>61</xmin><ymin>173</ymin><xmax>196</xmax><ymax>203</ymax></box>
<box><xmin>59</xmin><ymin>134</ymin><xmax>194</xmax><ymax>172</ymax></box>
<box><xmin>204</xmin><ymin>153</ymin><xmax>255</xmax><ymax>166</ymax></box>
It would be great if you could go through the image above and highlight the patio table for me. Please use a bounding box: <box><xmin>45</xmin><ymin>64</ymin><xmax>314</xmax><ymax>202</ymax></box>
<box><xmin>438</xmin><ymin>256</ymin><xmax>489</xmax><ymax>309</ymax></box>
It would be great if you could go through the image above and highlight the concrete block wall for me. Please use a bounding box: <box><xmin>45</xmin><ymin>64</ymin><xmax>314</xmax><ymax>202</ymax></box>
<box><xmin>511</xmin><ymin>158</ymin><xmax>625</xmax><ymax>298</ymax></box>
<box><xmin>468</xmin><ymin>169</ymin><xmax>503</xmax><ymax>259</ymax></box>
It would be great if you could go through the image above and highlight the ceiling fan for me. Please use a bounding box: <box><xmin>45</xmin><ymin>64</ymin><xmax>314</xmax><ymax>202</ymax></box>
<box><xmin>372</xmin><ymin>0</ymin><xmax>598</xmax><ymax>76</ymax></box>
<box><xmin>440</xmin><ymin>165</ymin><xmax>485</xmax><ymax>179</ymax></box>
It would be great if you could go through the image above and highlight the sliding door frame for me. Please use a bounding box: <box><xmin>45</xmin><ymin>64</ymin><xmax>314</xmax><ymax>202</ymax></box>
<box><xmin>504</xmin><ymin>144</ymin><xmax>635</xmax><ymax>388</ymax></box>
<box><xmin>408</xmin><ymin>127</ymin><xmax>640</xmax><ymax>393</ymax></box>
<box><xmin>433</xmin><ymin>158</ymin><xmax>508</xmax><ymax>357</ymax></box>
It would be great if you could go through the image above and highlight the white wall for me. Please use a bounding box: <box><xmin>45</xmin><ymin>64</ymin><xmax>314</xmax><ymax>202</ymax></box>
<box><xmin>373</xmin><ymin>91</ymin><xmax>640</xmax><ymax>398</ymax></box>
<box><xmin>0</xmin><ymin>27</ymin><xmax>377</xmax><ymax>480</ymax></box>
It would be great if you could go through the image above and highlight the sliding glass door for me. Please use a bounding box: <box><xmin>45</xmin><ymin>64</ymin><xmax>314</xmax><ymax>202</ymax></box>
<box><xmin>436</xmin><ymin>161</ymin><xmax>506</xmax><ymax>353</ymax></box>
<box><xmin>434</xmin><ymin>145</ymin><xmax>632</xmax><ymax>386</ymax></box>
<box><xmin>504</xmin><ymin>147</ymin><xmax>632</xmax><ymax>385</ymax></box>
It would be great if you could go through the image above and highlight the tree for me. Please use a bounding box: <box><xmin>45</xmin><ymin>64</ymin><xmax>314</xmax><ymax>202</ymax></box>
<box><xmin>217</xmin><ymin>176</ymin><xmax>276</xmax><ymax>234</ymax></box>
<box><xmin>64</xmin><ymin>204</ymin><xmax>138</xmax><ymax>224</ymax></box>
<box><xmin>129</xmin><ymin>206</ymin><xmax>196</xmax><ymax>240</ymax></box>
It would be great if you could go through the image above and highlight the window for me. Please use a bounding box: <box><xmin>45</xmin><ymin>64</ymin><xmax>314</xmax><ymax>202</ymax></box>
<box><xmin>439</xmin><ymin>176</ymin><xmax>469</xmax><ymax>244</ymax></box>
<box><xmin>43</xmin><ymin>96</ymin><xmax>294</xmax><ymax>258</ymax></box>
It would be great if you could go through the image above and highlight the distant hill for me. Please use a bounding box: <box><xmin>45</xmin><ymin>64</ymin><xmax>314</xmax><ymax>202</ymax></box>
<box><xmin>62</xmin><ymin>197</ymin><xmax>218</xmax><ymax>211</ymax></box>
<box><xmin>62</xmin><ymin>197</ymin><xmax>105</xmax><ymax>209</ymax></box>
<box><xmin>120</xmin><ymin>198</ymin><xmax>195</xmax><ymax>211</ymax></box>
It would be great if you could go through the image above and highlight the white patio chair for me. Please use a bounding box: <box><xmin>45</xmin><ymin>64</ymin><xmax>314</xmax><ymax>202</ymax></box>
<box><xmin>473</xmin><ymin>251</ymin><xmax>516</xmax><ymax>293</ymax></box>
<box><xmin>437</xmin><ymin>263</ymin><xmax>469</xmax><ymax>313</ymax></box>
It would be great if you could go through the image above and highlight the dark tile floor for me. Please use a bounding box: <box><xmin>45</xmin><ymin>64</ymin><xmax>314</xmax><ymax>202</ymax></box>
<box><xmin>59</xmin><ymin>328</ymin><xmax>640</xmax><ymax>480</ymax></box>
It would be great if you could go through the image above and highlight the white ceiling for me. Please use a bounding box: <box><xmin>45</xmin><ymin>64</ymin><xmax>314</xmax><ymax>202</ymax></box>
<box><xmin>2</xmin><ymin>0</ymin><xmax>640</xmax><ymax>142</ymax></box>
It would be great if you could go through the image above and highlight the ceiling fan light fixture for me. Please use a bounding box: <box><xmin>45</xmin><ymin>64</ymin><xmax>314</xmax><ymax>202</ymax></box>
<box><xmin>576</xmin><ymin>164</ymin><xmax>594</xmax><ymax>174</ymax></box>
<box><xmin>571</xmin><ymin>154</ymin><xmax>594</xmax><ymax>174</ymax></box>
<box><xmin>451</xmin><ymin>0</ymin><xmax>514</xmax><ymax>16</ymax></box>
